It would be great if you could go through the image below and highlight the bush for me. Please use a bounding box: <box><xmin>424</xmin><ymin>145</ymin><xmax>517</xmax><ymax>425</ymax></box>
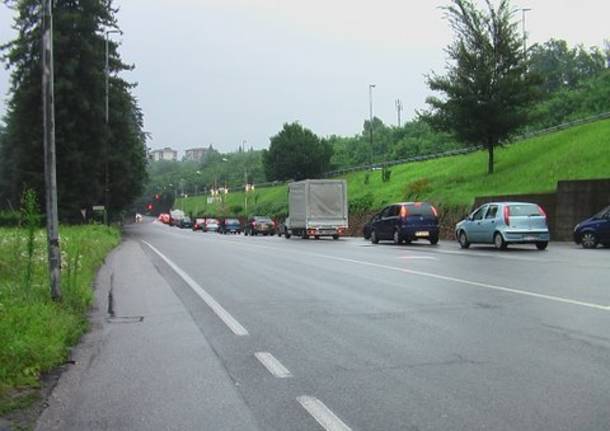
<box><xmin>0</xmin><ymin>211</ymin><xmax>20</xmax><ymax>227</ymax></box>
<box><xmin>403</xmin><ymin>178</ymin><xmax>432</xmax><ymax>201</ymax></box>
<box><xmin>349</xmin><ymin>193</ymin><xmax>374</xmax><ymax>215</ymax></box>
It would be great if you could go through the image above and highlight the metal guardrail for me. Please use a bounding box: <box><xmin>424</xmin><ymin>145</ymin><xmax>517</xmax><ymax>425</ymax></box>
<box><xmin>184</xmin><ymin>112</ymin><xmax>610</xmax><ymax>196</ymax></box>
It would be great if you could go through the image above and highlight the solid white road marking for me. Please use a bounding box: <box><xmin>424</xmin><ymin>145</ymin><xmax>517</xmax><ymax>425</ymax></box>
<box><xmin>297</xmin><ymin>396</ymin><xmax>352</xmax><ymax>431</ymax></box>
<box><xmin>147</xmin><ymin>228</ymin><xmax>610</xmax><ymax>311</ymax></box>
<box><xmin>142</xmin><ymin>241</ymin><xmax>249</xmax><ymax>336</ymax></box>
<box><xmin>254</xmin><ymin>352</ymin><xmax>293</xmax><ymax>378</ymax></box>
<box><xmin>398</xmin><ymin>255</ymin><xmax>438</xmax><ymax>260</ymax></box>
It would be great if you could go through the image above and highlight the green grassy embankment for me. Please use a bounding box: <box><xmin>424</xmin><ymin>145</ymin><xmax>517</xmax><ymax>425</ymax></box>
<box><xmin>0</xmin><ymin>225</ymin><xmax>120</xmax><ymax>414</ymax></box>
<box><xmin>178</xmin><ymin>119</ymin><xmax>610</xmax><ymax>217</ymax></box>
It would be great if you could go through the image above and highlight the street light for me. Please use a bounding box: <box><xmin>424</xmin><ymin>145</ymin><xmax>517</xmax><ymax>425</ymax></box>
<box><xmin>520</xmin><ymin>8</ymin><xmax>532</xmax><ymax>58</ymax></box>
<box><xmin>104</xmin><ymin>29</ymin><xmax>122</xmax><ymax>225</ymax></box>
<box><xmin>369</xmin><ymin>84</ymin><xmax>376</xmax><ymax>166</ymax></box>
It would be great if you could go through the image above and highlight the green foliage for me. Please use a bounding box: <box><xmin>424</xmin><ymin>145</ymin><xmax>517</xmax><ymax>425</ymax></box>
<box><xmin>381</xmin><ymin>166</ymin><xmax>392</xmax><ymax>183</ymax></box>
<box><xmin>0</xmin><ymin>0</ymin><xmax>147</xmax><ymax>221</ymax></box>
<box><xmin>20</xmin><ymin>189</ymin><xmax>41</xmax><ymax>291</ymax></box>
<box><xmin>349</xmin><ymin>193</ymin><xmax>374</xmax><ymax>215</ymax></box>
<box><xmin>403</xmin><ymin>178</ymin><xmax>432</xmax><ymax>201</ymax></box>
<box><xmin>424</xmin><ymin>0</ymin><xmax>539</xmax><ymax>174</ymax></box>
<box><xmin>529</xmin><ymin>39</ymin><xmax>607</xmax><ymax>96</ymax></box>
<box><xmin>262</xmin><ymin>122</ymin><xmax>333</xmax><ymax>181</ymax></box>
<box><xmin>180</xmin><ymin>118</ymin><xmax>610</xmax><ymax>213</ymax></box>
<box><xmin>0</xmin><ymin>225</ymin><xmax>120</xmax><ymax>397</ymax></box>
<box><xmin>363</xmin><ymin>172</ymin><xmax>370</xmax><ymax>185</ymax></box>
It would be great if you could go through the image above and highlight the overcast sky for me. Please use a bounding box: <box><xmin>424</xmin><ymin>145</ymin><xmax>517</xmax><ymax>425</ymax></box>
<box><xmin>1</xmin><ymin>1</ymin><xmax>608</xmax><ymax>155</ymax></box>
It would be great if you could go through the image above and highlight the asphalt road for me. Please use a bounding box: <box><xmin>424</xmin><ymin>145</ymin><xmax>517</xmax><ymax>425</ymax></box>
<box><xmin>42</xmin><ymin>219</ymin><xmax>610</xmax><ymax>430</ymax></box>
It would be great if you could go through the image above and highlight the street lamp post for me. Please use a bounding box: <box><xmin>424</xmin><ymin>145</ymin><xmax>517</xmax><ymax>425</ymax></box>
<box><xmin>520</xmin><ymin>8</ymin><xmax>532</xmax><ymax>58</ymax></box>
<box><xmin>368</xmin><ymin>84</ymin><xmax>376</xmax><ymax>166</ymax></box>
<box><xmin>104</xmin><ymin>29</ymin><xmax>121</xmax><ymax>225</ymax></box>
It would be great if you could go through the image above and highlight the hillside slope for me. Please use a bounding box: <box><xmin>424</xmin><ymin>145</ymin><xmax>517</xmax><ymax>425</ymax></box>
<box><xmin>178</xmin><ymin>119</ymin><xmax>610</xmax><ymax>216</ymax></box>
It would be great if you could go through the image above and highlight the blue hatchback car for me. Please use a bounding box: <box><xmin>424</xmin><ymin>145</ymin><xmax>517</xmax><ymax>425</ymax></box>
<box><xmin>455</xmin><ymin>202</ymin><xmax>550</xmax><ymax>250</ymax></box>
<box><xmin>573</xmin><ymin>206</ymin><xmax>610</xmax><ymax>249</ymax></box>
<box><xmin>369</xmin><ymin>202</ymin><xmax>439</xmax><ymax>245</ymax></box>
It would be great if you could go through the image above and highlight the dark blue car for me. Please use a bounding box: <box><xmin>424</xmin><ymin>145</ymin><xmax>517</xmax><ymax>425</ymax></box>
<box><xmin>369</xmin><ymin>202</ymin><xmax>439</xmax><ymax>245</ymax></box>
<box><xmin>573</xmin><ymin>206</ymin><xmax>610</xmax><ymax>249</ymax></box>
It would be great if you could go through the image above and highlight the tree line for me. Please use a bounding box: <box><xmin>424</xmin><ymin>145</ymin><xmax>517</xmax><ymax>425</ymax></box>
<box><xmin>142</xmin><ymin>0</ymin><xmax>610</xmax><ymax>201</ymax></box>
<box><xmin>0</xmin><ymin>0</ymin><xmax>147</xmax><ymax>221</ymax></box>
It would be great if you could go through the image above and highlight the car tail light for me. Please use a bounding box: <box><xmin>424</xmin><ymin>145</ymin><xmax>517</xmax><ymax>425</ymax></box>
<box><xmin>272</xmin><ymin>221</ymin><xmax>276</xmax><ymax>228</ymax></box>
<box><xmin>251</xmin><ymin>221</ymin><xmax>256</xmax><ymax>226</ymax></box>
<box><xmin>431</xmin><ymin>206</ymin><xmax>438</xmax><ymax>217</ymax></box>
<box><xmin>399</xmin><ymin>206</ymin><xmax>409</xmax><ymax>218</ymax></box>
<box><xmin>503</xmin><ymin>206</ymin><xmax>510</xmax><ymax>226</ymax></box>
<box><xmin>538</xmin><ymin>206</ymin><xmax>547</xmax><ymax>218</ymax></box>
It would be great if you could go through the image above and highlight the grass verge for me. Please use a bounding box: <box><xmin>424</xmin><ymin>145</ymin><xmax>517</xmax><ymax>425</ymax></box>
<box><xmin>0</xmin><ymin>225</ymin><xmax>121</xmax><ymax>414</ymax></box>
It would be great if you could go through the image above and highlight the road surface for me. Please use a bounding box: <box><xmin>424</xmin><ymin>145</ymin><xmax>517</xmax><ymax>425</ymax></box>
<box><xmin>39</xmin><ymin>219</ymin><xmax>610</xmax><ymax>430</ymax></box>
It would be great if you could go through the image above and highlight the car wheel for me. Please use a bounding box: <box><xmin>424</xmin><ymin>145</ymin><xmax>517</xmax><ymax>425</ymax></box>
<box><xmin>458</xmin><ymin>231</ymin><xmax>470</xmax><ymax>249</ymax></box>
<box><xmin>536</xmin><ymin>241</ymin><xmax>548</xmax><ymax>251</ymax></box>
<box><xmin>301</xmin><ymin>232</ymin><xmax>309</xmax><ymax>240</ymax></box>
<box><xmin>494</xmin><ymin>232</ymin><xmax>507</xmax><ymax>250</ymax></box>
<box><xmin>392</xmin><ymin>229</ymin><xmax>402</xmax><ymax>245</ymax></box>
<box><xmin>332</xmin><ymin>235</ymin><xmax>339</xmax><ymax>240</ymax></box>
<box><xmin>429</xmin><ymin>236</ymin><xmax>439</xmax><ymax>245</ymax></box>
<box><xmin>370</xmin><ymin>230</ymin><xmax>379</xmax><ymax>244</ymax></box>
<box><xmin>363</xmin><ymin>231</ymin><xmax>370</xmax><ymax>240</ymax></box>
<box><xmin>315</xmin><ymin>235</ymin><xmax>320</xmax><ymax>240</ymax></box>
<box><xmin>581</xmin><ymin>232</ymin><xmax>598</xmax><ymax>249</ymax></box>
<box><xmin>602</xmin><ymin>243</ymin><xmax>610</xmax><ymax>248</ymax></box>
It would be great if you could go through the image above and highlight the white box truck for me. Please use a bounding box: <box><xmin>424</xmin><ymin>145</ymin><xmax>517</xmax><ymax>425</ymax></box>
<box><xmin>284</xmin><ymin>179</ymin><xmax>348</xmax><ymax>240</ymax></box>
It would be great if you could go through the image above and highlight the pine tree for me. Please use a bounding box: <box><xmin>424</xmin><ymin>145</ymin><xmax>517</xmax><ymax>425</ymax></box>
<box><xmin>0</xmin><ymin>0</ymin><xmax>147</xmax><ymax>220</ymax></box>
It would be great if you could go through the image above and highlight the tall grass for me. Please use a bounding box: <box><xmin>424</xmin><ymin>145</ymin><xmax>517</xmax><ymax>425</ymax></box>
<box><xmin>0</xmin><ymin>225</ymin><xmax>120</xmax><ymax>396</ymax></box>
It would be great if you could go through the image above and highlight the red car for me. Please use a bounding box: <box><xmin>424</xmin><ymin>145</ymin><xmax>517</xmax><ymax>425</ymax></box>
<box><xmin>158</xmin><ymin>213</ymin><xmax>171</xmax><ymax>224</ymax></box>
<box><xmin>192</xmin><ymin>218</ymin><xmax>206</xmax><ymax>231</ymax></box>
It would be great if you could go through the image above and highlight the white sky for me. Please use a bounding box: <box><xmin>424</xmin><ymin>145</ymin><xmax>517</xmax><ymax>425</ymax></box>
<box><xmin>1</xmin><ymin>1</ymin><xmax>608</xmax><ymax>154</ymax></box>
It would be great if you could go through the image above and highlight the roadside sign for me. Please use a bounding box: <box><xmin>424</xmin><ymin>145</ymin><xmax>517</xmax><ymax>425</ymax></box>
<box><xmin>93</xmin><ymin>205</ymin><xmax>105</xmax><ymax>211</ymax></box>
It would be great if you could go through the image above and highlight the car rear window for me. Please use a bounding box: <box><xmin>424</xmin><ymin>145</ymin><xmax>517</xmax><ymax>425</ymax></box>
<box><xmin>405</xmin><ymin>203</ymin><xmax>436</xmax><ymax>217</ymax></box>
<box><xmin>508</xmin><ymin>204</ymin><xmax>542</xmax><ymax>217</ymax></box>
<box><xmin>226</xmin><ymin>219</ymin><xmax>239</xmax><ymax>224</ymax></box>
<box><xmin>255</xmin><ymin>218</ymin><xmax>272</xmax><ymax>223</ymax></box>
<box><xmin>207</xmin><ymin>219</ymin><xmax>218</xmax><ymax>224</ymax></box>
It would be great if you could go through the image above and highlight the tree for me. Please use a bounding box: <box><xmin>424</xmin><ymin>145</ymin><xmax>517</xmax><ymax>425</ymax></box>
<box><xmin>529</xmin><ymin>39</ymin><xmax>606</xmax><ymax>95</ymax></box>
<box><xmin>423</xmin><ymin>0</ymin><xmax>539</xmax><ymax>174</ymax></box>
<box><xmin>0</xmin><ymin>0</ymin><xmax>147</xmax><ymax>220</ymax></box>
<box><xmin>262</xmin><ymin>123</ymin><xmax>332</xmax><ymax>181</ymax></box>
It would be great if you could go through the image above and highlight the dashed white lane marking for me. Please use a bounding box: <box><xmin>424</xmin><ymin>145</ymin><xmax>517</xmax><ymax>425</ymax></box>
<box><xmin>142</xmin><ymin>241</ymin><xmax>249</xmax><ymax>336</ymax></box>
<box><xmin>297</xmin><ymin>396</ymin><xmax>352</xmax><ymax>431</ymax></box>
<box><xmin>254</xmin><ymin>352</ymin><xmax>292</xmax><ymax>378</ymax></box>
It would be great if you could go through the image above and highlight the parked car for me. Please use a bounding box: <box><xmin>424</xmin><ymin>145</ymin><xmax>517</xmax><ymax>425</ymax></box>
<box><xmin>204</xmin><ymin>218</ymin><xmax>220</xmax><ymax>232</ymax></box>
<box><xmin>244</xmin><ymin>216</ymin><xmax>276</xmax><ymax>236</ymax></box>
<box><xmin>455</xmin><ymin>202</ymin><xmax>549</xmax><ymax>250</ymax></box>
<box><xmin>219</xmin><ymin>218</ymin><xmax>242</xmax><ymax>234</ymax></box>
<box><xmin>573</xmin><ymin>205</ymin><xmax>610</xmax><ymax>249</ymax></box>
<box><xmin>192</xmin><ymin>217</ymin><xmax>206</xmax><ymax>231</ymax></box>
<box><xmin>178</xmin><ymin>216</ymin><xmax>193</xmax><ymax>229</ymax></box>
<box><xmin>369</xmin><ymin>202</ymin><xmax>439</xmax><ymax>245</ymax></box>
<box><xmin>362</xmin><ymin>216</ymin><xmax>374</xmax><ymax>240</ymax></box>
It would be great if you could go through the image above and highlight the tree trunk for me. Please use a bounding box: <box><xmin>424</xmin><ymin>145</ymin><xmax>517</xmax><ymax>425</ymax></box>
<box><xmin>487</xmin><ymin>142</ymin><xmax>494</xmax><ymax>175</ymax></box>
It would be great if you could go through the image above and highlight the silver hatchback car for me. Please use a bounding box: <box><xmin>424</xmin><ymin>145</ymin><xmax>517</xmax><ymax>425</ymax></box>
<box><xmin>455</xmin><ymin>202</ymin><xmax>550</xmax><ymax>250</ymax></box>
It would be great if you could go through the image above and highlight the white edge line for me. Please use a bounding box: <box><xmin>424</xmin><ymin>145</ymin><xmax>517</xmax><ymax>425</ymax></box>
<box><xmin>142</xmin><ymin>240</ymin><xmax>249</xmax><ymax>336</ymax></box>
<box><xmin>297</xmin><ymin>396</ymin><xmax>352</xmax><ymax>431</ymax></box>
<box><xmin>202</xmin><ymin>239</ymin><xmax>610</xmax><ymax>312</ymax></box>
<box><xmin>254</xmin><ymin>352</ymin><xmax>292</xmax><ymax>378</ymax></box>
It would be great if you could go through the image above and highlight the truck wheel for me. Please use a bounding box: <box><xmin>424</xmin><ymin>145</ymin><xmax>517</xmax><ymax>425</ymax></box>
<box><xmin>285</xmin><ymin>232</ymin><xmax>291</xmax><ymax>239</ymax></box>
<box><xmin>371</xmin><ymin>230</ymin><xmax>379</xmax><ymax>244</ymax></box>
<box><xmin>301</xmin><ymin>231</ymin><xmax>309</xmax><ymax>240</ymax></box>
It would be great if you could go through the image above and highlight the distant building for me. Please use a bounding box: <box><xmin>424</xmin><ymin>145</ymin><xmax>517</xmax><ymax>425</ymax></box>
<box><xmin>184</xmin><ymin>147</ymin><xmax>209</xmax><ymax>162</ymax></box>
<box><xmin>150</xmin><ymin>147</ymin><xmax>178</xmax><ymax>162</ymax></box>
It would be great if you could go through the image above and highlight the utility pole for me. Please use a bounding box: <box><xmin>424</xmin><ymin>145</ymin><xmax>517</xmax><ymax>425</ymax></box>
<box><xmin>42</xmin><ymin>0</ymin><xmax>62</xmax><ymax>301</ymax></box>
<box><xmin>104</xmin><ymin>29</ymin><xmax>121</xmax><ymax>225</ymax></box>
<box><xmin>368</xmin><ymin>84</ymin><xmax>376</xmax><ymax>166</ymax></box>
<box><xmin>395</xmin><ymin>99</ymin><xmax>403</xmax><ymax>127</ymax></box>
<box><xmin>521</xmin><ymin>8</ymin><xmax>532</xmax><ymax>58</ymax></box>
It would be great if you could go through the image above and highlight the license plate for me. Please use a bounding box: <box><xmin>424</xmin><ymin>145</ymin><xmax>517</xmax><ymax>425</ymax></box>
<box><xmin>524</xmin><ymin>235</ymin><xmax>537</xmax><ymax>241</ymax></box>
<box><xmin>415</xmin><ymin>231</ymin><xmax>429</xmax><ymax>237</ymax></box>
<box><xmin>260</xmin><ymin>224</ymin><xmax>268</xmax><ymax>229</ymax></box>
